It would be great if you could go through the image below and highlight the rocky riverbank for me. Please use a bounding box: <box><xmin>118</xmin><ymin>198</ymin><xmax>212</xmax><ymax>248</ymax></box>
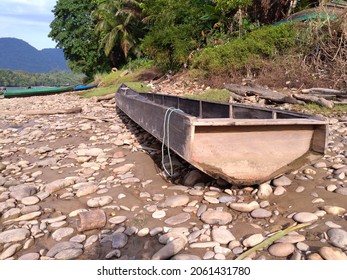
<box><xmin>0</xmin><ymin>91</ymin><xmax>346</xmax><ymax>260</ymax></box>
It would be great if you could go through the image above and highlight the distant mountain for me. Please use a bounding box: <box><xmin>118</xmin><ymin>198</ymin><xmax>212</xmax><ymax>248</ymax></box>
<box><xmin>0</xmin><ymin>38</ymin><xmax>70</xmax><ymax>73</ymax></box>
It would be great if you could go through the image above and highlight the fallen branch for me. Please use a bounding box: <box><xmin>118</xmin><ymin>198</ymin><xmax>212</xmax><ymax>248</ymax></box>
<box><xmin>302</xmin><ymin>88</ymin><xmax>347</xmax><ymax>96</ymax></box>
<box><xmin>82</xmin><ymin>116</ymin><xmax>113</xmax><ymax>122</ymax></box>
<box><xmin>294</xmin><ymin>94</ymin><xmax>335</xmax><ymax>108</ymax></box>
<box><xmin>225</xmin><ymin>83</ymin><xmax>303</xmax><ymax>105</ymax></box>
<box><xmin>2</xmin><ymin>107</ymin><xmax>82</xmax><ymax>116</ymax></box>
<box><xmin>236</xmin><ymin>223</ymin><xmax>310</xmax><ymax>260</ymax></box>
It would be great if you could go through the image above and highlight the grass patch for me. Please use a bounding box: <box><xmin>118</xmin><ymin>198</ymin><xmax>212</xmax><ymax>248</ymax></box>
<box><xmin>294</xmin><ymin>103</ymin><xmax>347</xmax><ymax>115</ymax></box>
<box><xmin>184</xmin><ymin>89</ymin><xmax>231</xmax><ymax>103</ymax></box>
<box><xmin>80</xmin><ymin>82</ymin><xmax>151</xmax><ymax>98</ymax></box>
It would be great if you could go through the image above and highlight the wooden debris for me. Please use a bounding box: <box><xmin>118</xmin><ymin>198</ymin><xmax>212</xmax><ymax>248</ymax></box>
<box><xmin>1</xmin><ymin>107</ymin><xmax>82</xmax><ymax>116</ymax></box>
<box><xmin>96</xmin><ymin>93</ymin><xmax>115</xmax><ymax>102</ymax></box>
<box><xmin>77</xmin><ymin>209</ymin><xmax>107</xmax><ymax>232</ymax></box>
<box><xmin>294</xmin><ymin>94</ymin><xmax>335</xmax><ymax>108</ymax></box>
<box><xmin>301</xmin><ymin>88</ymin><xmax>347</xmax><ymax>96</ymax></box>
<box><xmin>224</xmin><ymin>83</ymin><xmax>303</xmax><ymax>105</ymax></box>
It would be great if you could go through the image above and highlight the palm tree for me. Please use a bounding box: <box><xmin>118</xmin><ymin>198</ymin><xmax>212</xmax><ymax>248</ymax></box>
<box><xmin>93</xmin><ymin>0</ymin><xmax>144</xmax><ymax>66</ymax></box>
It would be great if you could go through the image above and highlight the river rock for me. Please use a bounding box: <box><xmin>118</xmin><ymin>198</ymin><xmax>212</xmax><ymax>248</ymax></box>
<box><xmin>201</xmin><ymin>210</ymin><xmax>232</xmax><ymax>225</ymax></box>
<box><xmin>152</xmin><ymin>237</ymin><xmax>187</xmax><ymax>260</ymax></box>
<box><xmin>272</xmin><ymin>176</ymin><xmax>292</xmax><ymax>187</ymax></box>
<box><xmin>0</xmin><ymin>228</ymin><xmax>30</xmax><ymax>243</ymax></box>
<box><xmin>257</xmin><ymin>183</ymin><xmax>273</xmax><ymax>199</ymax></box>
<box><xmin>335</xmin><ymin>187</ymin><xmax>347</xmax><ymax>196</ymax></box>
<box><xmin>251</xmin><ymin>208</ymin><xmax>272</xmax><ymax>218</ymax></box>
<box><xmin>45</xmin><ymin>178</ymin><xmax>76</xmax><ymax>194</ymax></box>
<box><xmin>162</xmin><ymin>195</ymin><xmax>189</xmax><ymax>208</ymax></box>
<box><xmin>10</xmin><ymin>184</ymin><xmax>37</xmax><ymax>200</ymax></box>
<box><xmin>242</xmin><ymin>234</ymin><xmax>264</xmax><ymax>247</ymax></box>
<box><xmin>0</xmin><ymin>243</ymin><xmax>22</xmax><ymax>260</ymax></box>
<box><xmin>76</xmin><ymin>148</ymin><xmax>103</xmax><ymax>157</ymax></box>
<box><xmin>319</xmin><ymin>246</ymin><xmax>347</xmax><ymax>260</ymax></box>
<box><xmin>164</xmin><ymin>213</ymin><xmax>191</xmax><ymax>225</ymax></box>
<box><xmin>322</xmin><ymin>205</ymin><xmax>346</xmax><ymax>216</ymax></box>
<box><xmin>268</xmin><ymin>243</ymin><xmax>295</xmax><ymax>257</ymax></box>
<box><xmin>327</xmin><ymin>228</ymin><xmax>347</xmax><ymax>249</ymax></box>
<box><xmin>75</xmin><ymin>183</ymin><xmax>98</xmax><ymax>197</ymax></box>
<box><xmin>55</xmin><ymin>248</ymin><xmax>83</xmax><ymax>260</ymax></box>
<box><xmin>46</xmin><ymin>241</ymin><xmax>83</xmax><ymax>258</ymax></box>
<box><xmin>113</xmin><ymin>164</ymin><xmax>135</xmax><ymax>175</ymax></box>
<box><xmin>211</xmin><ymin>228</ymin><xmax>235</xmax><ymax>244</ymax></box>
<box><xmin>109</xmin><ymin>216</ymin><xmax>127</xmax><ymax>225</ymax></box>
<box><xmin>276</xmin><ymin>233</ymin><xmax>305</xmax><ymax>243</ymax></box>
<box><xmin>52</xmin><ymin>227</ymin><xmax>74</xmax><ymax>241</ymax></box>
<box><xmin>293</xmin><ymin>212</ymin><xmax>318</xmax><ymax>223</ymax></box>
<box><xmin>171</xmin><ymin>254</ymin><xmax>201</xmax><ymax>260</ymax></box>
<box><xmin>18</xmin><ymin>252</ymin><xmax>40</xmax><ymax>260</ymax></box>
<box><xmin>111</xmin><ymin>232</ymin><xmax>128</xmax><ymax>249</ymax></box>
<box><xmin>87</xmin><ymin>196</ymin><xmax>113</xmax><ymax>207</ymax></box>
<box><xmin>228</xmin><ymin>201</ymin><xmax>259</xmax><ymax>213</ymax></box>
<box><xmin>21</xmin><ymin>196</ymin><xmax>40</xmax><ymax>205</ymax></box>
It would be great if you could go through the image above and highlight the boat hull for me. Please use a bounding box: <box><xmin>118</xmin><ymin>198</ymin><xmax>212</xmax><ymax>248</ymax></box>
<box><xmin>3</xmin><ymin>86</ymin><xmax>73</xmax><ymax>98</ymax></box>
<box><xmin>115</xmin><ymin>84</ymin><xmax>328</xmax><ymax>185</ymax></box>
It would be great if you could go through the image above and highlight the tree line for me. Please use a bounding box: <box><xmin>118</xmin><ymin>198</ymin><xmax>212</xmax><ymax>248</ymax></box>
<box><xmin>49</xmin><ymin>0</ymin><xmax>322</xmax><ymax>78</ymax></box>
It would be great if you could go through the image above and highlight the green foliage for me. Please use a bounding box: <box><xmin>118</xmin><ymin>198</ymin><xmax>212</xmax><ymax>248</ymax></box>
<box><xmin>141</xmin><ymin>0</ymin><xmax>211</xmax><ymax>70</ymax></box>
<box><xmin>49</xmin><ymin>0</ymin><xmax>112</xmax><ymax>78</ymax></box>
<box><xmin>184</xmin><ymin>89</ymin><xmax>231</xmax><ymax>102</ymax></box>
<box><xmin>80</xmin><ymin>82</ymin><xmax>150</xmax><ymax>98</ymax></box>
<box><xmin>192</xmin><ymin>24</ymin><xmax>297</xmax><ymax>74</ymax></box>
<box><xmin>296</xmin><ymin>103</ymin><xmax>347</xmax><ymax>115</ymax></box>
<box><xmin>0</xmin><ymin>69</ymin><xmax>84</xmax><ymax>87</ymax></box>
<box><xmin>122</xmin><ymin>58</ymin><xmax>154</xmax><ymax>71</ymax></box>
<box><xmin>215</xmin><ymin>0</ymin><xmax>253</xmax><ymax>12</ymax></box>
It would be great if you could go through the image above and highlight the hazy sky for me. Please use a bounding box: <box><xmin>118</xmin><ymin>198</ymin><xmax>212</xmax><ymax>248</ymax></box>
<box><xmin>0</xmin><ymin>0</ymin><xmax>57</xmax><ymax>50</ymax></box>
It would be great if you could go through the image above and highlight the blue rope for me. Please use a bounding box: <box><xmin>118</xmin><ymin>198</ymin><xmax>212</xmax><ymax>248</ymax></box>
<box><xmin>161</xmin><ymin>107</ymin><xmax>183</xmax><ymax>177</ymax></box>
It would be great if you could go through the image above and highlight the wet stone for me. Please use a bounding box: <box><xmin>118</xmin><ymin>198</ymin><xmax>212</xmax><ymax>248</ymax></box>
<box><xmin>293</xmin><ymin>212</ymin><xmax>318</xmax><ymax>223</ymax></box>
<box><xmin>211</xmin><ymin>228</ymin><xmax>235</xmax><ymax>244</ymax></box>
<box><xmin>111</xmin><ymin>232</ymin><xmax>128</xmax><ymax>249</ymax></box>
<box><xmin>272</xmin><ymin>176</ymin><xmax>292</xmax><ymax>187</ymax></box>
<box><xmin>200</xmin><ymin>210</ymin><xmax>232</xmax><ymax>225</ymax></box>
<box><xmin>162</xmin><ymin>195</ymin><xmax>189</xmax><ymax>208</ymax></box>
<box><xmin>327</xmin><ymin>228</ymin><xmax>347</xmax><ymax>249</ymax></box>
<box><xmin>52</xmin><ymin>227</ymin><xmax>74</xmax><ymax>241</ymax></box>
<box><xmin>251</xmin><ymin>208</ymin><xmax>272</xmax><ymax>219</ymax></box>
<box><xmin>268</xmin><ymin>243</ymin><xmax>295</xmax><ymax>257</ymax></box>
<box><xmin>164</xmin><ymin>213</ymin><xmax>191</xmax><ymax>226</ymax></box>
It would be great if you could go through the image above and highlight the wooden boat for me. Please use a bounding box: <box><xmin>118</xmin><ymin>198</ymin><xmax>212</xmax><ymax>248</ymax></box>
<box><xmin>115</xmin><ymin>84</ymin><xmax>328</xmax><ymax>186</ymax></box>
<box><xmin>74</xmin><ymin>84</ymin><xmax>97</xmax><ymax>91</ymax></box>
<box><xmin>3</xmin><ymin>86</ymin><xmax>73</xmax><ymax>98</ymax></box>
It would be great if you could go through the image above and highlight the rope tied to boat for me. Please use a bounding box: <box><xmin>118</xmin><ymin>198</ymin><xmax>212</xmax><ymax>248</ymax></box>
<box><xmin>162</xmin><ymin>107</ymin><xmax>183</xmax><ymax>177</ymax></box>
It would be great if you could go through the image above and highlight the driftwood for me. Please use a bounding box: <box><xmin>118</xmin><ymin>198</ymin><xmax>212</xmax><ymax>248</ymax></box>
<box><xmin>294</xmin><ymin>94</ymin><xmax>335</xmax><ymax>108</ymax></box>
<box><xmin>224</xmin><ymin>83</ymin><xmax>303</xmax><ymax>105</ymax></box>
<box><xmin>302</xmin><ymin>88</ymin><xmax>347</xmax><ymax>97</ymax></box>
<box><xmin>77</xmin><ymin>209</ymin><xmax>107</xmax><ymax>232</ymax></box>
<box><xmin>1</xmin><ymin>107</ymin><xmax>82</xmax><ymax>116</ymax></box>
<box><xmin>82</xmin><ymin>116</ymin><xmax>113</xmax><ymax>122</ymax></box>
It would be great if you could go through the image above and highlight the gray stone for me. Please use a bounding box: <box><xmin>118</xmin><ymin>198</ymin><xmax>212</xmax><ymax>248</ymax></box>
<box><xmin>0</xmin><ymin>243</ymin><xmax>22</xmax><ymax>260</ymax></box>
<box><xmin>272</xmin><ymin>176</ymin><xmax>292</xmax><ymax>187</ymax></box>
<box><xmin>293</xmin><ymin>212</ymin><xmax>318</xmax><ymax>223</ymax></box>
<box><xmin>276</xmin><ymin>233</ymin><xmax>305</xmax><ymax>243</ymax></box>
<box><xmin>335</xmin><ymin>187</ymin><xmax>347</xmax><ymax>196</ymax></box>
<box><xmin>75</xmin><ymin>183</ymin><xmax>98</xmax><ymax>197</ymax></box>
<box><xmin>152</xmin><ymin>237</ymin><xmax>187</xmax><ymax>260</ymax></box>
<box><xmin>45</xmin><ymin>178</ymin><xmax>75</xmax><ymax>194</ymax></box>
<box><xmin>18</xmin><ymin>253</ymin><xmax>40</xmax><ymax>260</ymax></box>
<box><xmin>164</xmin><ymin>213</ymin><xmax>191</xmax><ymax>225</ymax></box>
<box><xmin>201</xmin><ymin>210</ymin><xmax>232</xmax><ymax>225</ymax></box>
<box><xmin>10</xmin><ymin>184</ymin><xmax>37</xmax><ymax>200</ymax></box>
<box><xmin>211</xmin><ymin>228</ymin><xmax>235</xmax><ymax>244</ymax></box>
<box><xmin>111</xmin><ymin>232</ymin><xmax>128</xmax><ymax>249</ymax></box>
<box><xmin>52</xmin><ymin>227</ymin><xmax>74</xmax><ymax>241</ymax></box>
<box><xmin>46</xmin><ymin>241</ymin><xmax>83</xmax><ymax>258</ymax></box>
<box><xmin>162</xmin><ymin>195</ymin><xmax>189</xmax><ymax>208</ymax></box>
<box><xmin>268</xmin><ymin>243</ymin><xmax>295</xmax><ymax>257</ymax></box>
<box><xmin>183</xmin><ymin>170</ymin><xmax>206</xmax><ymax>186</ymax></box>
<box><xmin>87</xmin><ymin>196</ymin><xmax>113</xmax><ymax>207</ymax></box>
<box><xmin>171</xmin><ymin>254</ymin><xmax>201</xmax><ymax>260</ymax></box>
<box><xmin>250</xmin><ymin>208</ymin><xmax>272</xmax><ymax>218</ymax></box>
<box><xmin>0</xmin><ymin>228</ymin><xmax>30</xmax><ymax>243</ymax></box>
<box><xmin>55</xmin><ymin>248</ymin><xmax>83</xmax><ymax>260</ymax></box>
<box><xmin>218</xmin><ymin>196</ymin><xmax>237</xmax><ymax>203</ymax></box>
<box><xmin>36</xmin><ymin>158</ymin><xmax>58</xmax><ymax>167</ymax></box>
<box><xmin>109</xmin><ymin>216</ymin><xmax>127</xmax><ymax>224</ymax></box>
<box><xmin>327</xmin><ymin>228</ymin><xmax>347</xmax><ymax>249</ymax></box>
<box><xmin>274</xmin><ymin>186</ymin><xmax>286</xmax><ymax>196</ymax></box>
<box><xmin>21</xmin><ymin>196</ymin><xmax>40</xmax><ymax>205</ymax></box>
<box><xmin>76</xmin><ymin>148</ymin><xmax>104</xmax><ymax>157</ymax></box>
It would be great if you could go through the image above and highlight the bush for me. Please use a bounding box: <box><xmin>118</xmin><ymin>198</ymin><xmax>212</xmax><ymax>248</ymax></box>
<box><xmin>191</xmin><ymin>23</ymin><xmax>297</xmax><ymax>75</ymax></box>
